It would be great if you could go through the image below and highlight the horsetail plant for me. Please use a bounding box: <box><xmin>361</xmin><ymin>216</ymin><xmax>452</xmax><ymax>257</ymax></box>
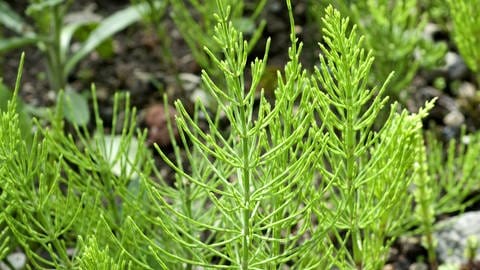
<box><xmin>1</xmin><ymin>53</ymin><xmax>154</xmax><ymax>268</ymax></box>
<box><xmin>413</xmin><ymin>128</ymin><xmax>438</xmax><ymax>270</ymax></box>
<box><xmin>133</xmin><ymin>0</ymin><xmax>334</xmax><ymax>268</ymax></box>
<box><xmin>425</xmin><ymin>129</ymin><xmax>480</xmax><ymax>216</ymax></box>
<box><xmin>409</xmin><ymin>128</ymin><xmax>480</xmax><ymax>269</ymax></box>
<box><xmin>125</xmin><ymin>2</ymin><xmax>436</xmax><ymax>269</ymax></box>
<box><xmin>312</xmin><ymin>0</ymin><xmax>446</xmax><ymax>100</ymax></box>
<box><xmin>311</xmin><ymin>5</ymin><xmax>435</xmax><ymax>269</ymax></box>
<box><xmin>1</xmin><ymin>55</ymin><xmax>83</xmax><ymax>269</ymax></box>
<box><xmin>77</xmin><ymin>236</ymin><xmax>132</xmax><ymax>270</ymax></box>
<box><xmin>170</xmin><ymin>0</ymin><xmax>267</xmax><ymax>77</ymax></box>
<box><xmin>0</xmin><ymin>53</ymin><xmax>26</xmax><ymax>266</ymax></box>
<box><xmin>447</xmin><ymin>0</ymin><xmax>480</xmax><ymax>80</ymax></box>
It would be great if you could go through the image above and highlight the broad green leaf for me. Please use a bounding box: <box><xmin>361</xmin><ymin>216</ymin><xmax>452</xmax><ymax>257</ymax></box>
<box><xmin>62</xmin><ymin>89</ymin><xmax>90</xmax><ymax>126</ymax></box>
<box><xmin>0</xmin><ymin>36</ymin><xmax>41</xmax><ymax>52</ymax></box>
<box><xmin>60</xmin><ymin>21</ymin><xmax>98</xmax><ymax>62</ymax></box>
<box><xmin>0</xmin><ymin>1</ymin><xmax>33</xmax><ymax>34</ymax></box>
<box><xmin>71</xmin><ymin>23</ymin><xmax>115</xmax><ymax>59</ymax></box>
<box><xmin>64</xmin><ymin>4</ymin><xmax>148</xmax><ymax>76</ymax></box>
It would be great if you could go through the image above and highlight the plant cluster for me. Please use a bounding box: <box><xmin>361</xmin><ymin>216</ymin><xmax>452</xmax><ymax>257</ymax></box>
<box><xmin>310</xmin><ymin>0</ymin><xmax>446</xmax><ymax>100</ymax></box>
<box><xmin>169</xmin><ymin>0</ymin><xmax>266</xmax><ymax>75</ymax></box>
<box><xmin>447</xmin><ymin>0</ymin><xmax>480</xmax><ymax>79</ymax></box>
<box><xmin>1</xmin><ymin>0</ymin><xmax>480</xmax><ymax>269</ymax></box>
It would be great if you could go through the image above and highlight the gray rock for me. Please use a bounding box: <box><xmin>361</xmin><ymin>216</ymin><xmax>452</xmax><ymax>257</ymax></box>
<box><xmin>443</xmin><ymin>110</ymin><xmax>465</xmax><ymax>127</ymax></box>
<box><xmin>458</xmin><ymin>82</ymin><xmax>476</xmax><ymax>99</ymax></box>
<box><xmin>444</xmin><ymin>52</ymin><xmax>468</xmax><ymax>80</ymax></box>
<box><xmin>409</xmin><ymin>262</ymin><xmax>428</xmax><ymax>270</ymax></box>
<box><xmin>434</xmin><ymin>211</ymin><xmax>480</xmax><ymax>265</ymax></box>
<box><xmin>179</xmin><ymin>73</ymin><xmax>201</xmax><ymax>93</ymax></box>
<box><xmin>0</xmin><ymin>252</ymin><xmax>26</xmax><ymax>270</ymax></box>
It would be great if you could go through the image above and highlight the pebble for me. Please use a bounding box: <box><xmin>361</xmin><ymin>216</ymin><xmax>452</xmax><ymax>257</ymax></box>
<box><xmin>178</xmin><ymin>73</ymin><xmax>211</xmax><ymax>105</ymax></box>
<box><xmin>443</xmin><ymin>110</ymin><xmax>465</xmax><ymax>127</ymax></box>
<box><xmin>145</xmin><ymin>103</ymin><xmax>178</xmax><ymax>146</ymax></box>
<box><xmin>409</xmin><ymin>262</ymin><xmax>428</xmax><ymax>270</ymax></box>
<box><xmin>179</xmin><ymin>73</ymin><xmax>201</xmax><ymax>93</ymax></box>
<box><xmin>444</xmin><ymin>52</ymin><xmax>468</xmax><ymax>80</ymax></box>
<box><xmin>46</xmin><ymin>90</ymin><xmax>56</xmax><ymax>103</ymax></box>
<box><xmin>458</xmin><ymin>82</ymin><xmax>476</xmax><ymax>99</ymax></box>
<box><xmin>0</xmin><ymin>252</ymin><xmax>26</xmax><ymax>270</ymax></box>
<box><xmin>190</xmin><ymin>89</ymin><xmax>210</xmax><ymax>106</ymax></box>
<box><xmin>435</xmin><ymin>211</ymin><xmax>480</xmax><ymax>265</ymax></box>
<box><xmin>383</xmin><ymin>264</ymin><xmax>395</xmax><ymax>270</ymax></box>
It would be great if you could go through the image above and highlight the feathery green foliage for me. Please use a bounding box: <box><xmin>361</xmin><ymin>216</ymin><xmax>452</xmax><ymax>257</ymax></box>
<box><xmin>425</xmin><ymin>129</ymin><xmax>480</xmax><ymax>215</ymax></box>
<box><xmin>1</xmin><ymin>54</ymin><xmax>153</xmax><ymax>267</ymax></box>
<box><xmin>0</xmin><ymin>54</ymin><xmax>27</xmax><ymax>265</ymax></box>
<box><xmin>313</xmin><ymin>6</ymin><xmax>434</xmax><ymax>268</ymax></box>
<box><xmin>134</xmin><ymin>1</ymin><xmax>333</xmax><ymax>268</ymax></box>
<box><xmin>421</xmin><ymin>0</ymin><xmax>450</xmax><ymax>26</ymax></box>
<box><xmin>0</xmin><ymin>79</ymin><xmax>32</xmax><ymax>152</ymax></box>
<box><xmin>312</xmin><ymin>0</ymin><xmax>446</xmax><ymax>100</ymax></box>
<box><xmin>123</xmin><ymin>2</ymin><xmax>434</xmax><ymax>269</ymax></box>
<box><xmin>447</xmin><ymin>0</ymin><xmax>480</xmax><ymax>74</ymax></box>
<box><xmin>412</xmin><ymin>128</ymin><xmax>438</xmax><ymax>269</ymax></box>
<box><xmin>410</xmin><ymin>128</ymin><xmax>480</xmax><ymax>269</ymax></box>
<box><xmin>170</xmin><ymin>0</ymin><xmax>266</xmax><ymax>76</ymax></box>
<box><xmin>77</xmin><ymin>236</ymin><xmax>132</xmax><ymax>270</ymax></box>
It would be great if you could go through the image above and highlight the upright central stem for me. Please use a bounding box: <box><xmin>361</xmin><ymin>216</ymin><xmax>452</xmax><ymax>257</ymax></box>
<box><xmin>345</xmin><ymin>89</ymin><xmax>361</xmax><ymax>268</ymax></box>
<box><xmin>239</xmin><ymin>105</ymin><xmax>251</xmax><ymax>270</ymax></box>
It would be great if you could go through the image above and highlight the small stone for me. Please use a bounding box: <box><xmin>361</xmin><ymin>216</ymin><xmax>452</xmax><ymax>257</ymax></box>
<box><xmin>409</xmin><ymin>262</ymin><xmax>428</xmax><ymax>270</ymax></box>
<box><xmin>458</xmin><ymin>82</ymin><xmax>476</xmax><ymax>99</ymax></box>
<box><xmin>461</xmin><ymin>135</ymin><xmax>471</xmax><ymax>145</ymax></box>
<box><xmin>190</xmin><ymin>88</ymin><xmax>210</xmax><ymax>105</ymax></box>
<box><xmin>3</xmin><ymin>252</ymin><xmax>26</xmax><ymax>270</ymax></box>
<box><xmin>444</xmin><ymin>52</ymin><xmax>468</xmax><ymax>80</ymax></box>
<box><xmin>294</xmin><ymin>25</ymin><xmax>303</xmax><ymax>34</ymax></box>
<box><xmin>383</xmin><ymin>264</ymin><xmax>395</xmax><ymax>270</ymax></box>
<box><xmin>46</xmin><ymin>90</ymin><xmax>56</xmax><ymax>102</ymax></box>
<box><xmin>144</xmin><ymin>104</ymin><xmax>178</xmax><ymax>146</ymax></box>
<box><xmin>443</xmin><ymin>110</ymin><xmax>465</xmax><ymax>127</ymax></box>
<box><xmin>179</xmin><ymin>73</ymin><xmax>201</xmax><ymax>92</ymax></box>
<box><xmin>435</xmin><ymin>211</ymin><xmax>480</xmax><ymax>265</ymax></box>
